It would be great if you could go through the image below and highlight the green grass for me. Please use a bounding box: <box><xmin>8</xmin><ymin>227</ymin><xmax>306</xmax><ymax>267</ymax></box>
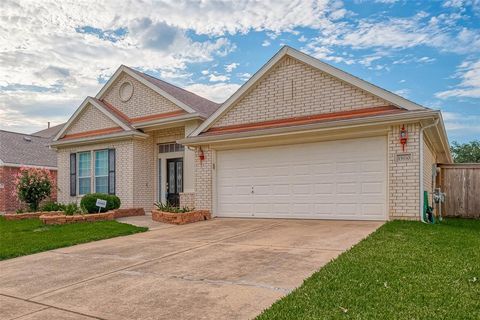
<box><xmin>257</xmin><ymin>219</ymin><xmax>480</xmax><ymax>320</ymax></box>
<box><xmin>0</xmin><ymin>216</ymin><xmax>147</xmax><ymax>260</ymax></box>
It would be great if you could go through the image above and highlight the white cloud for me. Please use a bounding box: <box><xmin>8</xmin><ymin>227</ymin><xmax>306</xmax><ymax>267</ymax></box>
<box><xmin>262</xmin><ymin>40</ymin><xmax>271</xmax><ymax>47</ymax></box>
<box><xmin>237</xmin><ymin>72</ymin><xmax>252</xmax><ymax>81</ymax></box>
<box><xmin>436</xmin><ymin>59</ymin><xmax>480</xmax><ymax>98</ymax></box>
<box><xmin>298</xmin><ymin>35</ymin><xmax>308</xmax><ymax>42</ymax></box>
<box><xmin>201</xmin><ymin>70</ymin><xmax>209</xmax><ymax>75</ymax></box>
<box><xmin>183</xmin><ymin>83</ymin><xmax>241</xmax><ymax>103</ymax></box>
<box><xmin>224</xmin><ymin>62</ymin><xmax>239</xmax><ymax>73</ymax></box>
<box><xmin>209</xmin><ymin>74</ymin><xmax>230</xmax><ymax>82</ymax></box>
<box><xmin>442</xmin><ymin>111</ymin><xmax>480</xmax><ymax>141</ymax></box>
<box><xmin>0</xmin><ymin>0</ymin><xmax>342</xmax><ymax>133</ymax></box>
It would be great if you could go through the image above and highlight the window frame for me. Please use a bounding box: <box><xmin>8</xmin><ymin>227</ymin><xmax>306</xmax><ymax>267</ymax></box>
<box><xmin>94</xmin><ymin>149</ymin><xmax>109</xmax><ymax>194</ymax></box>
<box><xmin>77</xmin><ymin>151</ymin><xmax>92</xmax><ymax>195</ymax></box>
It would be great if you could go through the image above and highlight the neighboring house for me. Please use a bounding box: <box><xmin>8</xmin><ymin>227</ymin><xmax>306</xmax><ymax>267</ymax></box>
<box><xmin>51</xmin><ymin>46</ymin><xmax>452</xmax><ymax>221</ymax></box>
<box><xmin>0</xmin><ymin>125</ymin><xmax>61</xmax><ymax>213</ymax></box>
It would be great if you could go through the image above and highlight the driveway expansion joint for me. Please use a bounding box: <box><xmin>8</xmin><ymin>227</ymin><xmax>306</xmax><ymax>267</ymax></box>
<box><xmin>0</xmin><ymin>293</ymin><xmax>104</xmax><ymax>320</ymax></box>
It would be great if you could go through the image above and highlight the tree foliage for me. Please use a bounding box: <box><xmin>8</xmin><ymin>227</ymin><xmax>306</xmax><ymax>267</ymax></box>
<box><xmin>451</xmin><ymin>140</ymin><xmax>480</xmax><ymax>163</ymax></box>
<box><xmin>14</xmin><ymin>168</ymin><xmax>54</xmax><ymax>211</ymax></box>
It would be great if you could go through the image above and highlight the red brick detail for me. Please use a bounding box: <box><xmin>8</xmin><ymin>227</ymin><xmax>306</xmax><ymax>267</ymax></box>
<box><xmin>61</xmin><ymin>127</ymin><xmax>123</xmax><ymax>140</ymax></box>
<box><xmin>151</xmin><ymin>209</ymin><xmax>211</xmax><ymax>225</ymax></box>
<box><xmin>100</xmin><ymin>100</ymin><xmax>132</xmax><ymax>123</ymax></box>
<box><xmin>0</xmin><ymin>167</ymin><xmax>57</xmax><ymax>214</ymax></box>
<box><xmin>113</xmin><ymin>208</ymin><xmax>145</xmax><ymax>218</ymax></box>
<box><xmin>205</xmin><ymin>105</ymin><xmax>403</xmax><ymax>135</ymax></box>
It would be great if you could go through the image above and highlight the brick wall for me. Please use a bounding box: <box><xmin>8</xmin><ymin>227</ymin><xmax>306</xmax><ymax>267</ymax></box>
<box><xmin>103</xmin><ymin>73</ymin><xmax>182</xmax><ymax>119</ymax></box>
<box><xmin>67</xmin><ymin>103</ymin><xmax>119</xmax><ymax>135</ymax></box>
<box><xmin>213</xmin><ymin>56</ymin><xmax>389</xmax><ymax>128</ymax></box>
<box><xmin>56</xmin><ymin>140</ymin><xmax>135</xmax><ymax>207</ymax></box>
<box><xmin>56</xmin><ymin>127</ymin><xmax>188</xmax><ymax>212</ymax></box>
<box><xmin>0</xmin><ymin>166</ymin><xmax>57</xmax><ymax>214</ymax></box>
<box><xmin>388</xmin><ymin>123</ymin><xmax>421</xmax><ymax>220</ymax></box>
<box><xmin>194</xmin><ymin>146</ymin><xmax>213</xmax><ymax>211</ymax></box>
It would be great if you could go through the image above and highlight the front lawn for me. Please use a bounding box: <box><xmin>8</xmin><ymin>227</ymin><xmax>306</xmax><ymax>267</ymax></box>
<box><xmin>0</xmin><ymin>217</ymin><xmax>147</xmax><ymax>260</ymax></box>
<box><xmin>258</xmin><ymin>219</ymin><xmax>480</xmax><ymax>320</ymax></box>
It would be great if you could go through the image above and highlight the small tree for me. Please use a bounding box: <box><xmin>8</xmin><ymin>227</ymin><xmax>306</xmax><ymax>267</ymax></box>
<box><xmin>451</xmin><ymin>140</ymin><xmax>480</xmax><ymax>163</ymax></box>
<box><xmin>14</xmin><ymin>167</ymin><xmax>54</xmax><ymax>212</ymax></box>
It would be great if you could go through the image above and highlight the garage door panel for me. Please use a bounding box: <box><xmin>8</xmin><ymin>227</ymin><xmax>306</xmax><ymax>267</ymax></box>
<box><xmin>216</xmin><ymin>136</ymin><xmax>387</xmax><ymax>220</ymax></box>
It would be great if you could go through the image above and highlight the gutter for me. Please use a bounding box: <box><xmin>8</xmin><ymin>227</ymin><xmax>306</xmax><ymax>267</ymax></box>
<box><xmin>180</xmin><ymin>109</ymin><xmax>440</xmax><ymax>146</ymax></box>
<box><xmin>50</xmin><ymin>130</ymin><xmax>148</xmax><ymax>148</ymax></box>
<box><xmin>419</xmin><ymin>118</ymin><xmax>439</xmax><ymax>223</ymax></box>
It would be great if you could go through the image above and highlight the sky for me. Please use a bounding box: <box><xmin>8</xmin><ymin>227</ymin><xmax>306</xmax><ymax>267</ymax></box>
<box><xmin>0</xmin><ymin>0</ymin><xmax>479</xmax><ymax>143</ymax></box>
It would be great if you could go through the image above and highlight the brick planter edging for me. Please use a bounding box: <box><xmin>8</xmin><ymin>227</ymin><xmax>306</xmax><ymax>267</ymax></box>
<box><xmin>151</xmin><ymin>209</ymin><xmax>211</xmax><ymax>225</ymax></box>
<box><xmin>40</xmin><ymin>211</ymin><xmax>115</xmax><ymax>225</ymax></box>
<box><xmin>113</xmin><ymin>208</ymin><xmax>145</xmax><ymax>218</ymax></box>
<box><xmin>39</xmin><ymin>208</ymin><xmax>145</xmax><ymax>225</ymax></box>
<box><xmin>4</xmin><ymin>211</ymin><xmax>63</xmax><ymax>221</ymax></box>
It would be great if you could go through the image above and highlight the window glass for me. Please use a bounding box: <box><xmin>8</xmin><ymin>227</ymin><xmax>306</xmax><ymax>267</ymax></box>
<box><xmin>78</xmin><ymin>152</ymin><xmax>91</xmax><ymax>195</ymax></box>
<box><xmin>95</xmin><ymin>150</ymin><xmax>109</xmax><ymax>193</ymax></box>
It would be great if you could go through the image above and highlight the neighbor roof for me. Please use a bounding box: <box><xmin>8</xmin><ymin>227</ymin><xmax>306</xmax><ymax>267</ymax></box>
<box><xmin>33</xmin><ymin>123</ymin><xmax>66</xmax><ymax>140</ymax></box>
<box><xmin>126</xmin><ymin>67</ymin><xmax>221</xmax><ymax>117</ymax></box>
<box><xmin>0</xmin><ymin>130</ymin><xmax>57</xmax><ymax>167</ymax></box>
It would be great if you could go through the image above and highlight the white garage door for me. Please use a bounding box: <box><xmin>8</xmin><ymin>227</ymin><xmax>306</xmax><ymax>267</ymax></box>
<box><xmin>216</xmin><ymin>136</ymin><xmax>387</xmax><ymax>220</ymax></box>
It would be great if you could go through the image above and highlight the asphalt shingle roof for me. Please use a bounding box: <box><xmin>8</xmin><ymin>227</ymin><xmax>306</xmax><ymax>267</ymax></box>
<box><xmin>126</xmin><ymin>67</ymin><xmax>221</xmax><ymax>117</ymax></box>
<box><xmin>0</xmin><ymin>130</ymin><xmax>57</xmax><ymax>167</ymax></box>
<box><xmin>33</xmin><ymin>123</ymin><xmax>65</xmax><ymax>139</ymax></box>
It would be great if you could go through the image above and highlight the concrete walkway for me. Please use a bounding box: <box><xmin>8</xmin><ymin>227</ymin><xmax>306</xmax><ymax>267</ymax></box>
<box><xmin>0</xmin><ymin>217</ymin><xmax>383</xmax><ymax>320</ymax></box>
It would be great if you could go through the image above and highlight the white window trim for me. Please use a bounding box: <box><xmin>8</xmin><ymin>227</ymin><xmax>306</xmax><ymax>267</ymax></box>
<box><xmin>157</xmin><ymin>149</ymin><xmax>184</xmax><ymax>203</ymax></box>
<box><xmin>94</xmin><ymin>149</ymin><xmax>109</xmax><ymax>194</ymax></box>
<box><xmin>77</xmin><ymin>151</ymin><xmax>92</xmax><ymax>196</ymax></box>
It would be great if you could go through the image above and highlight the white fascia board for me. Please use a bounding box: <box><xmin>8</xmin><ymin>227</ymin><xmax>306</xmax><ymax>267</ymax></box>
<box><xmin>95</xmin><ymin>65</ymin><xmax>196</xmax><ymax>114</ymax></box>
<box><xmin>53</xmin><ymin>97</ymin><xmax>130</xmax><ymax>141</ymax></box>
<box><xmin>191</xmin><ymin>46</ymin><xmax>427</xmax><ymax>137</ymax></box>
<box><xmin>181</xmin><ymin>110</ymin><xmax>439</xmax><ymax>146</ymax></box>
<box><xmin>50</xmin><ymin>131</ymin><xmax>148</xmax><ymax>148</ymax></box>
<box><xmin>133</xmin><ymin>113</ymin><xmax>203</xmax><ymax>129</ymax></box>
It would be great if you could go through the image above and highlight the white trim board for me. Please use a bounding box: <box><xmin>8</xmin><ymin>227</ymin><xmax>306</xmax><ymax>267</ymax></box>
<box><xmin>191</xmin><ymin>46</ymin><xmax>427</xmax><ymax>136</ymax></box>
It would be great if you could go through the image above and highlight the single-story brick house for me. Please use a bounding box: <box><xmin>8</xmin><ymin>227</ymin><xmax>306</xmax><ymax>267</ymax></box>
<box><xmin>0</xmin><ymin>125</ymin><xmax>62</xmax><ymax>213</ymax></box>
<box><xmin>51</xmin><ymin>46</ymin><xmax>452</xmax><ymax>221</ymax></box>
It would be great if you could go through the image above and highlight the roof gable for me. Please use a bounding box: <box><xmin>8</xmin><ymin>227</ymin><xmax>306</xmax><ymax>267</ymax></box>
<box><xmin>96</xmin><ymin>66</ymin><xmax>220</xmax><ymax>118</ymax></box>
<box><xmin>54</xmin><ymin>97</ymin><xmax>132</xmax><ymax>141</ymax></box>
<box><xmin>191</xmin><ymin>46</ymin><xmax>427</xmax><ymax>136</ymax></box>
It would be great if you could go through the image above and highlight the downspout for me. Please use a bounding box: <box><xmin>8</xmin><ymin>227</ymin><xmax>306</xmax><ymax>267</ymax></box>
<box><xmin>419</xmin><ymin>118</ymin><xmax>439</xmax><ymax>223</ymax></box>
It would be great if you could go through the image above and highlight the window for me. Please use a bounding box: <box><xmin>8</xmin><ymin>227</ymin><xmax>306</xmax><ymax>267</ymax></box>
<box><xmin>159</xmin><ymin>143</ymin><xmax>184</xmax><ymax>153</ymax></box>
<box><xmin>95</xmin><ymin>150</ymin><xmax>109</xmax><ymax>193</ymax></box>
<box><xmin>78</xmin><ymin>152</ymin><xmax>91</xmax><ymax>195</ymax></box>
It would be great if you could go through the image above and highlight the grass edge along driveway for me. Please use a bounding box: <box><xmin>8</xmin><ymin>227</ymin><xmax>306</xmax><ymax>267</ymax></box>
<box><xmin>0</xmin><ymin>216</ymin><xmax>147</xmax><ymax>260</ymax></box>
<box><xmin>257</xmin><ymin>219</ymin><xmax>480</xmax><ymax>320</ymax></box>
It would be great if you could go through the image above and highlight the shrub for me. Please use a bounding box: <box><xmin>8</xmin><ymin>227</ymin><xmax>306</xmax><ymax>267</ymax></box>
<box><xmin>80</xmin><ymin>193</ymin><xmax>121</xmax><ymax>213</ymax></box>
<box><xmin>40</xmin><ymin>201</ymin><xmax>65</xmax><ymax>212</ymax></box>
<box><xmin>154</xmin><ymin>202</ymin><xmax>192</xmax><ymax>213</ymax></box>
<box><xmin>63</xmin><ymin>203</ymin><xmax>82</xmax><ymax>215</ymax></box>
<box><xmin>14</xmin><ymin>167</ymin><xmax>55</xmax><ymax>212</ymax></box>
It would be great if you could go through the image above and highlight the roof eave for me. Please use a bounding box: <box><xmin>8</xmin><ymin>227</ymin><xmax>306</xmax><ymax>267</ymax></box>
<box><xmin>179</xmin><ymin>110</ymin><xmax>439</xmax><ymax>146</ymax></box>
<box><xmin>50</xmin><ymin>131</ymin><xmax>148</xmax><ymax>148</ymax></box>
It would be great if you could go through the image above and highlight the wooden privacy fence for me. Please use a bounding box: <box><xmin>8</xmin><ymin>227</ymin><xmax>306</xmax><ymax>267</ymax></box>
<box><xmin>438</xmin><ymin>164</ymin><xmax>480</xmax><ymax>218</ymax></box>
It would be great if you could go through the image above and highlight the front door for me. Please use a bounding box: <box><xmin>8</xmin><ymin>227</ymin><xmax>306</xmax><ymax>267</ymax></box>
<box><xmin>166</xmin><ymin>158</ymin><xmax>183</xmax><ymax>206</ymax></box>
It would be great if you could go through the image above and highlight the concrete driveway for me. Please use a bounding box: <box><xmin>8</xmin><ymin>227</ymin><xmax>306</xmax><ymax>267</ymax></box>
<box><xmin>0</xmin><ymin>218</ymin><xmax>382</xmax><ymax>320</ymax></box>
